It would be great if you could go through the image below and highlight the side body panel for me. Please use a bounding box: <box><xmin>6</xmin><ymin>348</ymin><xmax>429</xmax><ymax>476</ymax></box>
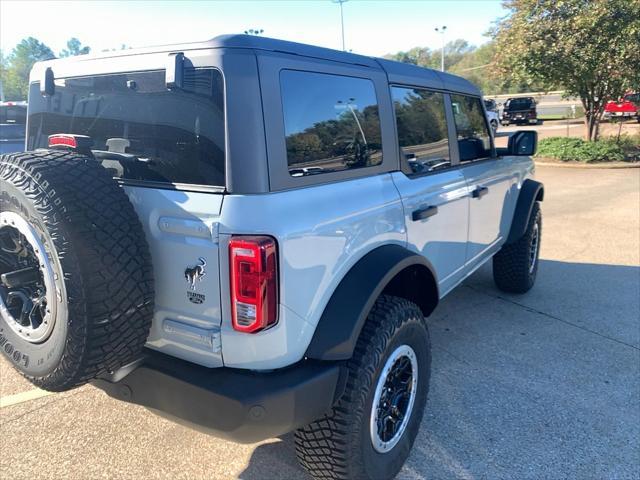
<box><xmin>459</xmin><ymin>156</ymin><xmax>534</xmax><ymax>271</ymax></box>
<box><xmin>460</xmin><ymin>158</ymin><xmax>515</xmax><ymax>267</ymax></box>
<box><xmin>391</xmin><ymin>170</ymin><xmax>470</xmax><ymax>295</ymax></box>
<box><xmin>218</xmin><ymin>174</ymin><xmax>406</xmax><ymax>369</ymax></box>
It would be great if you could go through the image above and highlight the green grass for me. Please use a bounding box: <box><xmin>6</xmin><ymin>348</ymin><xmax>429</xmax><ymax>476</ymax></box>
<box><xmin>535</xmin><ymin>134</ymin><xmax>640</xmax><ymax>163</ymax></box>
<box><xmin>538</xmin><ymin>114</ymin><xmax>582</xmax><ymax>120</ymax></box>
<box><xmin>538</xmin><ymin>106</ymin><xmax>585</xmax><ymax>121</ymax></box>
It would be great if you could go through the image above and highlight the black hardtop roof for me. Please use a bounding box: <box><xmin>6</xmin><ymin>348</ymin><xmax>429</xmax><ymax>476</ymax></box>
<box><xmin>209</xmin><ymin>35</ymin><xmax>480</xmax><ymax>95</ymax></box>
<box><xmin>32</xmin><ymin>34</ymin><xmax>481</xmax><ymax>96</ymax></box>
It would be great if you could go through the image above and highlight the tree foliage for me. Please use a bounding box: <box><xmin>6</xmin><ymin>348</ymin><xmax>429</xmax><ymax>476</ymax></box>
<box><xmin>59</xmin><ymin>37</ymin><xmax>91</xmax><ymax>58</ymax></box>
<box><xmin>0</xmin><ymin>37</ymin><xmax>94</xmax><ymax>100</ymax></box>
<box><xmin>0</xmin><ymin>37</ymin><xmax>55</xmax><ymax>100</ymax></box>
<box><xmin>492</xmin><ymin>0</ymin><xmax>640</xmax><ymax>140</ymax></box>
<box><xmin>384</xmin><ymin>39</ymin><xmax>541</xmax><ymax>95</ymax></box>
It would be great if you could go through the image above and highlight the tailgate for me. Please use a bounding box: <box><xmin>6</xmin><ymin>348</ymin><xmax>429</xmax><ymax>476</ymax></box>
<box><xmin>125</xmin><ymin>186</ymin><xmax>225</xmax><ymax>367</ymax></box>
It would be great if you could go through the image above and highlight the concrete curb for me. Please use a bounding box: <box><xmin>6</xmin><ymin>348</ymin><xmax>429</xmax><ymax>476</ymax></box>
<box><xmin>535</xmin><ymin>159</ymin><xmax>640</xmax><ymax>169</ymax></box>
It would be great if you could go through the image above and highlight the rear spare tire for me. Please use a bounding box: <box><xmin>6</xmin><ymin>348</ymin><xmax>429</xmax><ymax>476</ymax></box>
<box><xmin>0</xmin><ymin>150</ymin><xmax>154</xmax><ymax>391</ymax></box>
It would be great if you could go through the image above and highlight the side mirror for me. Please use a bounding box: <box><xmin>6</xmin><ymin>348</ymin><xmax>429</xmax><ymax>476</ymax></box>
<box><xmin>508</xmin><ymin>130</ymin><xmax>537</xmax><ymax>156</ymax></box>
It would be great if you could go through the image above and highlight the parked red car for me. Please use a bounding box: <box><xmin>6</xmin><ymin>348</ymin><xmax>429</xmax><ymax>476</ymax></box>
<box><xmin>603</xmin><ymin>92</ymin><xmax>640</xmax><ymax>122</ymax></box>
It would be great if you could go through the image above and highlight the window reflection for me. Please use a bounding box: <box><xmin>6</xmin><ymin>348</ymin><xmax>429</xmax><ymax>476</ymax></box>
<box><xmin>281</xmin><ymin>70</ymin><xmax>382</xmax><ymax>177</ymax></box>
<box><xmin>450</xmin><ymin>94</ymin><xmax>492</xmax><ymax>162</ymax></box>
<box><xmin>392</xmin><ymin>87</ymin><xmax>451</xmax><ymax>175</ymax></box>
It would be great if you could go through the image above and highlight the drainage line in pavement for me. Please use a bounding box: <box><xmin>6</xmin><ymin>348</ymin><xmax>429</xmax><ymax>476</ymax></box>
<box><xmin>467</xmin><ymin>285</ymin><xmax>640</xmax><ymax>351</ymax></box>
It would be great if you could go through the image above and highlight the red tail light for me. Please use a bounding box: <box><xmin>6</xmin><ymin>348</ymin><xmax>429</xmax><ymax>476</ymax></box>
<box><xmin>48</xmin><ymin>134</ymin><xmax>78</xmax><ymax>148</ymax></box>
<box><xmin>229</xmin><ymin>236</ymin><xmax>278</xmax><ymax>333</ymax></box>
<box><xmin>48</xmin><ymin>134</ymin><xmax>93</xmax><ymax>152</ymax></box>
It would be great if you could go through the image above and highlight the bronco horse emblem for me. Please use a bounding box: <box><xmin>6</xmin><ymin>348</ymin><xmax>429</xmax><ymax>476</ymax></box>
<box><xmin>184</xmin><ymin>257</ymin><xmax>207</xmax><ymax>291</ymax></box>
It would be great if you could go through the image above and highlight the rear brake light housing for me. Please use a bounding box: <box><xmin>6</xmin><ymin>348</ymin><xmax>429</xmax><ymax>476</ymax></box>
<box><xmin>229</xmin><ymin>236</ymin><xmax>278</xmax><ymax>333</ymax></box>
<box><xmin>48</xmin><ymin>134</ymin><xmax>93</xmax><ymax>153</ymax></box>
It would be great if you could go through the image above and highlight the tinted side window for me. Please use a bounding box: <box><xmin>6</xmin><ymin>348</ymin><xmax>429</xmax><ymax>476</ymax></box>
<box><xmin>506</xmin><ymin>98</ymin><xmax>533</xmax><ymax>110</ymax></box>
<box><xmin>450</xmin><ymin>94</ymin><xmax>492</xmax><ymax>162</ymax></box>
<box><xmin>281</xmin><ymin>70</ymin><xmax>382</xmax><ymax>177</ymax></box>
<box><xmin>392</xmin><ymin>87</ymin><xmax>450</xmax><ymax>175</ymax></box>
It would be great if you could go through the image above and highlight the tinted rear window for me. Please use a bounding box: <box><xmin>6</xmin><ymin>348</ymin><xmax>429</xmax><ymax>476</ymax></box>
<box><xmin>0</xmin><ymin>105</ymin><xmax>27</xmax><ymax>124</ymax></box>
<box><xmin>27</xmin><ymin>69</ymin><xmax>225</xmax><ymax>188</ymax></box>
<box><xmin>505</xmin><ymin>98</ymin><xmax>534</xmax><ymax>110</ymax></box>
<box><xmin>281</xmin><ymin>70</ymin><xmax>382</xmax><ymax>177</ymax></box>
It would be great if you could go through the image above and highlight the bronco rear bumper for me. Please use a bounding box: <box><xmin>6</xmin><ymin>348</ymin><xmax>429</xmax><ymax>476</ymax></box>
<box><xmin>92</xmin><ymin>350</ymin><xmax>343</xmax><ymax>443</ymax></box>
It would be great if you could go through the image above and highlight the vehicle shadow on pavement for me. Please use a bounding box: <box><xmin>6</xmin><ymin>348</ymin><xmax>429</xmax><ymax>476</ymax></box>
<box><xmin>239</xmin><ymin>433</ymin><xmax>310</xmax><ymax>480</ymax></box>
<box><xmin>240</xmin><ymin>259</ymin><xmax>640</xmax><ymax>480</ymax></box>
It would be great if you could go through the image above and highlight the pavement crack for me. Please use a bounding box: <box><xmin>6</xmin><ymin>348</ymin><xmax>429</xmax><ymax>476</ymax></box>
<box><xmin>466</xmin><ymin>285</ymin><xmax>640</xmax><ymax>352</ymax></box>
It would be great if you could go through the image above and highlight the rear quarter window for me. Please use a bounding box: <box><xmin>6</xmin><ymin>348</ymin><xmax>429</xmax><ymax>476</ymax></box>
<box><xmin>280</xmin><ymin>70</ymin><xmax>382</xmax><ymax>177</ymax></box>
<box><xmin>27</xmin><ymin>68</ymin><xmax>225</xmax><ymax>188</ymax></box>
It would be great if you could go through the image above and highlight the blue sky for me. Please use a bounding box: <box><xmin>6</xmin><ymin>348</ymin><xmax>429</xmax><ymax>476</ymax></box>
<box><xmin>1</xmin><ymin>0</ymin><xmax>506</xmax><ymax>57</ymax></box>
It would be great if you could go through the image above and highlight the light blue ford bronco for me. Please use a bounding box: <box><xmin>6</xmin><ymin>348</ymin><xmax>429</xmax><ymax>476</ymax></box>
<box><xmin>0</xmin><ymin>35</ymin><xmax>543</xmax><ymax>480</ymax></box>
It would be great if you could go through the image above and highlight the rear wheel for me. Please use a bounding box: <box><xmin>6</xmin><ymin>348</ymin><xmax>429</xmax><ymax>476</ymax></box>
<box><xmin>295</xmin><ymin>295</ymin><xmax>431</xmax><ymax>480</ymax></box>
<box><xmin>0</xmin><ymin>150</ymin><xmax>154</xmax><ymax>391</ymax></box>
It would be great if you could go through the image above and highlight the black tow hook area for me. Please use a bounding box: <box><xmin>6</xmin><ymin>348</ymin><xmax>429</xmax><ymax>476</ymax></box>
<box><xmin>1</xmin><ymin>267</ymin><xmax>40</xmax><ymax>289</ymax></box>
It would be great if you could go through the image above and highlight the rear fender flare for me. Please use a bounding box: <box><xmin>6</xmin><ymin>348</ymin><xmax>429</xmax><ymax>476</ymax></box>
<box><xmin>305</xmin><ymin>244</ymin><xmax>438</xmax><ymax>361</ymax></box>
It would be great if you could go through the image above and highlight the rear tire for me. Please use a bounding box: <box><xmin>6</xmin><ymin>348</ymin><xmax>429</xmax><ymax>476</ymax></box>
<box><xmin>295</xmin><ymin>295</ymin><xmax>431</xmax><ymax>480</ymax></box>
<box><xmin>0</xmin><ymin>150</ymin><xmax>154</xmax><ymax>391</ymax></box>
<box><xmin>493</xmin><ymin>202</ymin><xmax>541</xmax><ymax>294</ymax></box>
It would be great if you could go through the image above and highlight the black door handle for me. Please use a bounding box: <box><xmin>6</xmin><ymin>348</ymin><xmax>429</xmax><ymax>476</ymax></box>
<box><xmin>472</xmin><ymin>186</ymin><xmax>489</xmax><ymax>199</ymax></box>
<box><xmin>412</xmin><ymin>205</ymin><xmax>438</xmax><ymax>221</ymax></box>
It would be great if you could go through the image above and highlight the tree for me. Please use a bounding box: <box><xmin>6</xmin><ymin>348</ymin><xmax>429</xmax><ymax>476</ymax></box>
<box><xmin>492</xmin><ymin>0</ymin><xmax>640</xmax><ymax>141</ymax></box>
<box><xmin>59</xmin><ymin>37</ymin><xmax>91</xmax><ymax>57</ymax></box>
<box><xmin>384</xmin><ymin>39</ymin><xmax>544</xmax><ymax>95</ymax></box>
<box><xmin>0</xmin><ymin>37</ymin><xmax>55</xmax><ymax>100</ymax></box>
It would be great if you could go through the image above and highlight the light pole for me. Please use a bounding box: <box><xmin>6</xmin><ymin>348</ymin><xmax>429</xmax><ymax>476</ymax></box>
<box><xmin>333</xmin><ymin>0</ymin><xmax>348</xmax><ymax>51</ymax></box>
<box><xmin>434</xmin><ymin>25</ymin><xmax>447</xmax><ymax>72</ymax></box>
<box><xmin>337</xmin><ymin>98</ymin><xmax>367</xmax><ymax>144</ymax></box>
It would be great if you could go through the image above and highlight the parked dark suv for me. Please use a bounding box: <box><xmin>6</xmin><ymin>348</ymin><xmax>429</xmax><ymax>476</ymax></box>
<box><xmin>0</xmin><ymin>102</ymin><xmax>27</xmax><ymax>154</ymax></box>
<box><xmin>501</xmin><ymin>96</ymin><xmax>538</xmax><ymax>126</ymax></box>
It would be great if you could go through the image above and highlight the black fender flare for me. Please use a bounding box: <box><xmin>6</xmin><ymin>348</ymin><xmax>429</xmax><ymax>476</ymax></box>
<box><xmin>506</xmin><ymin>179</ymin><xmax>544</xmax><ymax>244</ymax></box>
<box><xmin>305</xmin><ymin>244</ymin><xmax>438</xmax><ymax>361</ymax></box>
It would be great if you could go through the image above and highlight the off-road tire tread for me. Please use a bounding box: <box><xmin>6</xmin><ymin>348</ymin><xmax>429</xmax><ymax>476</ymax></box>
<box><xmin>0</xmin><ymin>150</ymin><xmax>154</xmax><ymax>391</ymax></box>
<box><xmin>294</xmin><ymin>295</ymin><xmax>428</xmax><ymax>480</ymax></box>
<box><xmin>493</xmin><ymin>201</ymin><xmax>541</xmax><ymax>294</ymax></box>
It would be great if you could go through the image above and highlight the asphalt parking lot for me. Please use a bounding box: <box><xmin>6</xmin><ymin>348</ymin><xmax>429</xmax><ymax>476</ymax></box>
<box><xmin>1</xmin><ymin>165</ymin><xmax>639</xmax><ymax>480</ymax></box>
